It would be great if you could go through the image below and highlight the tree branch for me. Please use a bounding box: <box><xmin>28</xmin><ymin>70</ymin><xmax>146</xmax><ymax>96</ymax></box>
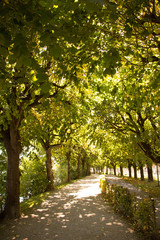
<box><xmin>50</xmin><ymin>143</ymin><xmax>61</xmax><ymax>149</ymax></box>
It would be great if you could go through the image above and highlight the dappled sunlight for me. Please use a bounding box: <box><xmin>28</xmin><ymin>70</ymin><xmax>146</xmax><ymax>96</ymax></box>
<box><xmin>74</xmin><ymin>184</ymin><xmax>101</xmax><ymax>199</ymax></box>
<box><xmin>37</xmin><ymin>208</ymin><xmax>48</xmax><ymax>212</ymax></box>
<box><xmin>84</xmin><ymin>213</ymin><xmax>96</xmax><ymax>217</ymax></box>
<box><xmin>0</xmin><ymin>175</ymin><xmax>140</xmax><ymax>240</ymax></box>
<box><xmin>30</xmin><ymin>214</ymin><xmax>39</xmax><ymax>218</ymax></box>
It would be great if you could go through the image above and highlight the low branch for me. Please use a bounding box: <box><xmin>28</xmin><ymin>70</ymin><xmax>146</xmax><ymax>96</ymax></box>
<box><xmin>29</xmin><ymin>90</ymin><xmax>58</xmax><ymax>107</ymax></box>
<box><xmin>50</xmin><ymin>143</ymin><xmax>61</xmax><ymax>149</ymax></box>
<box><xmin>52</xmin><ymin>83</ymin><xmax>67</xmax><ymax>89</ymax></box>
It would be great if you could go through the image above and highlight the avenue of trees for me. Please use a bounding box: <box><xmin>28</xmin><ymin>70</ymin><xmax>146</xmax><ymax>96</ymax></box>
<box><xmin>0</xmin><ymin>0</ymin><xmax>159</xmax><ymax>219</ymax></box>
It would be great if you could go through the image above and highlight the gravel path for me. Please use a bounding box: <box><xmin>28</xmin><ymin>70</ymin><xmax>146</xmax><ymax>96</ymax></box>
<box><xmin>0</xmin><ymin>174</ymin><xmax>141</xmax><ymax>240</ymax></box>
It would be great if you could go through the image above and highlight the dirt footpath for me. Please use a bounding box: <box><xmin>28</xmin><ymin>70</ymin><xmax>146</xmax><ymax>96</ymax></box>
<box><xmin>0</xmin><ymin>175</ymin><xmax>141</xmax><ymax>240</ymax></box>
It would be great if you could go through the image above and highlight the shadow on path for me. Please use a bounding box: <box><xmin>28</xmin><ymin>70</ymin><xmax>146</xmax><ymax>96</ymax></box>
<box><xmin>0</xmin><ymin>175</ymin><xmax>141</xmax><ymax>240</ymax></box>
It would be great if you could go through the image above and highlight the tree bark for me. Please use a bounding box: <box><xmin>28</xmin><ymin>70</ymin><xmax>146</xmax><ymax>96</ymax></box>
<box><xmin>86</xmin><ymin>163</ymin><xmax>90</xmax><ymax>176</ymax></box>
<box><xmin>128</xmin><ymin>163</ymin><xmax>132</xmax><ymax>178</ymax></box>
<box><xmin>77</xmin><ymin>155</ymin><xmax>81</xmax><ymax>179</ymax></box>
<box><xmin>147</xmin><ymin>163</ymin><xmax>153</xmax><ymax>181</ymax></box>
<box><xmin>82</xmin><ymin>158</ymin><xmax>85</xmax><ymax>177</ymax></box>
<box><xmin>120</xmin><ymin>165</ymin><xmax>123</xmax><ymax>177</ymax></box>
<box><xmin>138</xmin><ymin>141</ymin><xmax>160</xmax><ymax>164</ymax></box>
<box><xmin>2</xmin><ymin>122</ymin><xmax>22</xmax><ymax>219</ymax></box>
<box><xmin>140</xmin><ymin>165</ymin><xmax>144</xmax><ymax>180</ymax></box>
<box><xmin>112</xmin><ymin>164</ymin><xmax>116</xmax><ymax>175</ymax></box>
<box><xmin>45</xmin><ymin>147</ymin><xmax>54</xmax><ymax>191</ymax></box>
<box><xmin>133</xmin><ymin>163</ymin><xmax>137</xmax><ymax>179</ymax></box>
<box><xmin>66</xmin><ymin>150</ymin><xmax>71</xmax><ymax>182</ymax></box>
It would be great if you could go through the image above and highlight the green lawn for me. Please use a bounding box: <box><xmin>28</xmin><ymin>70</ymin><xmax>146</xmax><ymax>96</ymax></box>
<box><xmin>20</xmin><ymin>179</ymin><xmax>80</xmax><ymax>215</ymax></box>
<box><xmin>20</xmin><ymin>191</ymin><xmax>51</xmax><ymax>215</ymax></box>
<box><xmin>123</xmin><ymin>177</ymin><xmax>160</xmax><ymax>199</ymax></box>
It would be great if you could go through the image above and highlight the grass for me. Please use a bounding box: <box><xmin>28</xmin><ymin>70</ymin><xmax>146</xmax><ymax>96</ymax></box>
<box><xmin>122</xmin><ymin>176</ymin><xmax>160</xmax><ymax>199</ymax></box>
<box><xmin>20</xmin><ymin>178</ymin><xmax>82</xmax><ymax>215</ymax></box>
<box><xmin>20</xmin><ymin>191</ymin><xmax>51</xmax><ymax>215</ymax></box>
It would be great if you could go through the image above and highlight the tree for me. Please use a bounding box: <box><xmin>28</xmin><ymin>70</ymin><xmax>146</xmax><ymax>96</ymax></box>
<box><xmin>0</xmin><ymin>0</ymin><xmax>63</xmax><ymax>218</ymax></box>
<box><xmin>1</xmin><ymin>0</ymin><xmax>159</xmax><ymax>219</ymax></box>
<box><xmin>0</xmin><ymin>0</ymin><xmax>104</xmax><ymax>218</ymax></box>
<box><xmin>94</xmin><ymin>64</ymin><xmax>160</xmax><ymax>164</ymax></box>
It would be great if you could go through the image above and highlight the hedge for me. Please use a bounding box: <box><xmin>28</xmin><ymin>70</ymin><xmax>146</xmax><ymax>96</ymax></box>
<box><xmin>100</xmin><ymin>177</ymin><xmax>157</xmax><ymax>239</ymax></box>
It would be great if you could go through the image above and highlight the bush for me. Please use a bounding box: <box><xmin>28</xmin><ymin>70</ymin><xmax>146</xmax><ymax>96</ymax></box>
<box><xmin>100</xmin><ymin>177</ymin><xmax>107</xmax><ymax>194</ymax></box>
<box><xmin>20</xmin><ymin>153</ymin><xmax>48</xmax><ymax>199</ymax></box>
<box><xmin>112</xmin><ymin>185</ymin><xmax>135</xmax><ymax>219</ymax></box>
<box><xmin>134</xmin><ymin>199</ymin><xmax>156</xmax><ymax>234</ymax></box>
<box><xmin>54</xmin><ymin>162</ymin><xmax>68</xmax><ymax>186</ymax></box>
<box><xmin>99</xmin><ymin>177</ymin><xmax>157</xmax><ymax>238</ymax></box>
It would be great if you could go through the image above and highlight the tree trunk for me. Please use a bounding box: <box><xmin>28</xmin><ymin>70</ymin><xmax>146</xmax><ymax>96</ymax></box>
<box><xmin>77</xmin><ymin>155</ymin><xmax>81</xmax><ymax>179</ymax></box>
<box><xmin>86</xmin><ymin>163</ymin><xmax>90</xmax><ymax>176</ymax></box>
<box><xmin>67</xmin><ymin>150</ymin><xmax>71</xmax><ymax>182</ymax></box>
<box><xmin>128</xmin><ymin>163</ymin><xmax>132</xmax><ymax>178</ymax></box>
<box><xmin>120</xmin><ymin>165</ymin><xmax>123</xmax><ymax>177</ymax></box>
<box><xmin>82</xmin><ymin>158</ymin><xmax>85</xmax><ymax>177</ymax></box>
<box><xmin>113</xmin><ymin>165</ymin><xmax>116</xmax><ymax>176</ymax></box>
<box><xmin>2</xmin><ymin>123</ymin><xmax>22</xmax><ymax>219</ymax></box>
<box><xmin>133</xmin><ymin>163</ymin><xmax>137</xmax><ymax>179</ymax></box>
<box><xmin>156</xmin><ymin>164</ymin><xmax>160</xmax><ymax>186</ymax></box>
<box><xmin>138</xmin><ymin>141</ymin><xmax>160</xmax><ymax>164</ymax></box>
<box><xmin>140</xmin><ymin>165</ymin><xmax>144</xmax><ymax>180</ymax></box>
<box><xmin>147</xmin><ymin>163</ymin><xmax>153</xmax><ymax>181</ymax></box>
<box><xmin>45</xmin><ymin>147</ymin><xmax>54</xmax><ymax>191</ymax></box>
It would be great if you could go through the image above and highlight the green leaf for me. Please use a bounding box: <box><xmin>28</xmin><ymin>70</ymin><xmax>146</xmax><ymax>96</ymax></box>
<box><xmin>124</xmin><ymin>25</ymin><xmax>132</xmax><ymax>38</ymax></box>
<box><xmin>151</xmin><ymin>75</ymin><xmax>160</xmax><ymax>89</ymax></box>
<box><xmin>41</xmin><ymin>82</ymin><xmax>50</xmax><ymax>93</ymax></box>
<box><xmin>84</xmin><ymin>0</ymin><xmax>102</xmax><ymax>12</ymax></box>
<box><xmin>0</xmin><ymin>29</ymin><xmax>11</xmax><ymax>47</ymax></box>
<box><xmin>22</xmin><ymin>56</ymin><xmax>32</xmax><ymax>67</ymax></box>
<box><xmin>17</xmin><ymin>78</ymin><xmax>26</xmax><ymax>84</ymax></box>
<box><xmin>39</xmin><ymin>0</ymin><xmax>53</xmax><ymax>8</ymax></box>
<box><xmin>40</xmin><ymin>32</ymin><xmax>52</xmax><ymax>45</ymax></box>
<box><xmin>49</xmin><ymin>44</ymin><xmax>63</xmax><ymax>59</ymax></box>
<box><xmin>37</xmin><ymin>73</ymin><xmax>48</xmax><ymax>83</ymax></box>
<box><xmin>0</xmin><ymin>46</ymin><xmax>8</xmax><ymax>58</ymax></box>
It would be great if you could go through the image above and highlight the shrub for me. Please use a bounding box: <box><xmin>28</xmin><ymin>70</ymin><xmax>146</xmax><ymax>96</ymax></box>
<box><xmin>54</xmin><ymin>162</ymin><xmax>68</xmax><ymax>186</ymax></box>
<box><xmin>134</xmin><ymin>199</ymin><xmax>156</xmax><ymax>234</ymax></box>
<box><xmin>100</xmin><ymin>177</ymin><xmax>107</xmax><ymax>194</ymax></box>
<box><xmin>99</xmin><ymin>178</ymin><xmax>157</xmax><ymax>238</ymax></box>
<box><xmin>110</xmin><ymin>185</ymin><xmax>135</xmax><ymax>219</ymax></box>
<box><xmin>20</xmin><ymin>153</ymin><xmax>48</xmax><ymax>198</ymax></box>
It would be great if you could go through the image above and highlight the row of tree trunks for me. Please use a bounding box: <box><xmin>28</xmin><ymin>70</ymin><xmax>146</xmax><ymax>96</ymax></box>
<box><xmin>126</xmin><ymin>162</ymin><xmax>153</xmax><ymax>181</ymax></box>
<box><xmin>76</xmin><ymin>149</ymin><xmax>90</xmax><ymax>180</ymax></box>
<box><xmin>107</xmin><ymin>162</ymin><xmax>153</xmax><ymax>182</ymax></box>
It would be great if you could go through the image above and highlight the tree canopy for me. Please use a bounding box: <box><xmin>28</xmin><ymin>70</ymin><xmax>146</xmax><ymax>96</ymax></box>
<box><xmin>0</xmin><ymin>0</ymin><xmax>160</xmax><ymax>219</ymax></box>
